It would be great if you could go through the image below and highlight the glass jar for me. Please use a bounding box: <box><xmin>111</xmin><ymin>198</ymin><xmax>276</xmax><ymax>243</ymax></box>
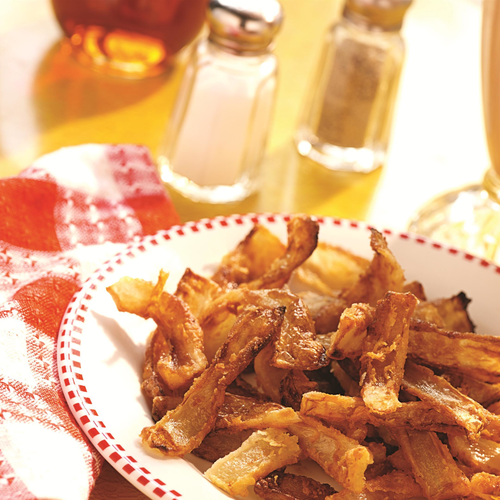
<box><xmin>51</xmin><ymin>0</ymin><xmax>208</xmax><ymax>78</ymax></box>
<box><xmin>157</xmin><ymin>0</ymin><xmax>283</xmax><ymax>204</ymax></box>
<box><xmin>295</xmin><ymin>0</ymin><xmax>412</xmax><ymax>173</ymax></box>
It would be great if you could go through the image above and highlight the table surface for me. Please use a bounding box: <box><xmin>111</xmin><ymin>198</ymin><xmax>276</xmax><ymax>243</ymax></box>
<box><xmin>0</xmin><ymin>0</ymin><xmax>488</xmax><ymax>498</ymax></box>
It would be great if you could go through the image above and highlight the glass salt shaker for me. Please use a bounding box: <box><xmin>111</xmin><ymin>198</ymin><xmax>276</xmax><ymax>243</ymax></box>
<box><xmin>157</xmin><ymin>0</ymin><xmax>284</xmax><ymax>204</ymax></box>
<box><xmin>295</xmin><ymin>0</ymin><xmax>412</xmax><ymax>174</ymax></box>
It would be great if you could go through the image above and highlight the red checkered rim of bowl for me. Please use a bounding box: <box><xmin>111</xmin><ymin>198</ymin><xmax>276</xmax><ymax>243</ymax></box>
<box><xmin>56</xmin><ymin>213</ymin><xmax>500</xmax><ymax>500</ymax></box>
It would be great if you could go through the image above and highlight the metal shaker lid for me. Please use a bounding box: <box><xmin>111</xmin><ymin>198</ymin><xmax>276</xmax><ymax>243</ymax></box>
<box><xmin>207</xmin><ymin>0</ymin><xmax>284</xmax><ymax>53</ymax></box>
<box><xmin>344</xmin><ymin>0</ymin><xmax>413</xmax><ymax>31</ymax></box>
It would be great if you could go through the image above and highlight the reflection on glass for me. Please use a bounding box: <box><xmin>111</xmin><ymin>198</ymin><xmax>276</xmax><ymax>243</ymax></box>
<box><xmin>50</xmin><ymin>0</ymin><xmax>207</xmax><ymax>78</ymax></box>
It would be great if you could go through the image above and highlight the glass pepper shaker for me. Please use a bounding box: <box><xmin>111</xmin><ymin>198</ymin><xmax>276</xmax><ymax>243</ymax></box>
<box><xmin>157</xmin><ymin>0</ymin><xmax>284</xmax><ymax>204</ymax></box>
<box><xmin>295</xmin><ymin>0</ymin><xmax>412</xmax><ymax>173</ymax></box>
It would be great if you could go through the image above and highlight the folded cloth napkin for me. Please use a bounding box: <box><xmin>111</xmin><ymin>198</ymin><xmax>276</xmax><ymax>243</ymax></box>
<box><xmin>0</xmin><ymin>144</ymin><xmax>179</xmax><ymax>500</ymax></box>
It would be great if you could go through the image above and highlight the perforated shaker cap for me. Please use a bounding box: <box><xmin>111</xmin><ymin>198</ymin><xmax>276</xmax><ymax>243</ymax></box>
<box><xmin>344</xmin><ymin>0</ymin><xmax>413</xmax><ymax>31</ymax></box>
<box><xmin>207</xmin><ymin>0</ymin><xmax>284</xmax><ymax>53</ymax></box>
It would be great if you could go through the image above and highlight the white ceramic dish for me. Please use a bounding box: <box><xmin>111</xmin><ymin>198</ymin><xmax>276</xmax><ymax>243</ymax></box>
<box><xmin>57</xmin><ymin>213</ymin><xmax>500</xmax><ymax>500</ymax></box>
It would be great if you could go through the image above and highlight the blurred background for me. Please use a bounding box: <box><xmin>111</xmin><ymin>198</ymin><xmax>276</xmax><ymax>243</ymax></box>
<box><xmin>0</xmin><ymin>0</ymin><xmax>487</xmax><ymax>228</ymax></box>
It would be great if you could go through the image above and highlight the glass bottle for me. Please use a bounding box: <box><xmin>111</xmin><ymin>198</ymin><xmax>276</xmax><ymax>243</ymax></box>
<box><xmin>408</xmin><ymin>0</ymin><xmax>500</xmax><ymax>263</ymax></box>
<box><xmin>50</xmin><ymin>0</ymin><xmax>207</xmax><ymax>79</ymax></box>
<box><xmin>157</xmin><ymin>0</ymin><xmax>284</xmax><ymax>204</ymax></box>
<box><xmin>295</xmin><ymin>0</ymin><xmax>412</xmax><ymax>173</ymax></box>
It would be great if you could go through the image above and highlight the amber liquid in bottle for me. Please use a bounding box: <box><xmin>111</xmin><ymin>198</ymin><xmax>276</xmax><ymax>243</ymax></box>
<box><xmin>51</xmin><ymin>0</ymin><xmax>207</xmax><ymax>78</ymax></box>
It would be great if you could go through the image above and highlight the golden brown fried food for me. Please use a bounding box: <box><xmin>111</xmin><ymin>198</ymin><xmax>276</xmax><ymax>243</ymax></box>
<box><xmin>255</xmin><ymin>344</ymin><xmax>290</xmax><ymax>403</ymax></box>
<box><xmin>204</xmin><ymin>428</ymin><xmax>301</xmax><ymax>497</ymax></box>
<box><xmin>300</xmin><ymin>393</ymin><xmax>459</xmax><ymax>436</ymax></box>
<box><xmin>408</xmin><ymin>320</ymin><xmax>500</xmax><ymax>383</ymax></box>
<box><xmin>392</xmin><ymin>429</ymin><xmax>471</xmax><ymax>500</ymax></box>
<box><xmin>365</xmin><ymin>470</ymin><xmax>424</xmax><ymax>498</ymax></box>
<box><xmin>330</xmin><ymin>360</ymin><xmax>360</xmax><ymax>397</ymax></box>
<box><xmin>432</xmin><ymin>292</ymin><xmax>475</xmax><ymax>333</ymax></box>
<box><xmin>402</xmin><ymin>361</ymin><xmax>492</xmax><ymax>438</ymax></box>
<box><xmin>360</xmin><ymin>291</ymin><xmax>418</xmax><ymax>414</ymax></box>
<box><xmin>151</xmin><ymin>394</ymin><xmax>183</xmax><ymax>421</ymax></box>
<box><xmin>279</xmin><ymin>370</ymin><xmax>319</xmax><ymax>411</ymax></box>
<box><xmin>301</xmin><ymin>292</ymin><xmax>348</xmax><ymax>335</ymax></box>
<box><xmin>211</xmin><ymin>223</ymin><xmax>286</xmax><ymax>288</ymax></box>
<box><xmin>215</xmin><ymin>393</ymin><xmax>300</xmax><ymax>431</ymax></box>
<box><xmin>147</xmin><ymin>271</ymin><xmax>207</xmax><ymax>391</ymax></box>
<box><xmin>412</xmin><ymin>301</ymin><xmax>445</xmax><ymax>327</ymax></box>
<box><xmin>289</xmin><ymin>416</ymin><xmax>374</xmax><ymax>493</ymax></box>
<box><xmin>243</xmin><ymin>215</ymin><xmax>319</xmax><ymax>290</ymax></box>
<box><xmin>140</xmin><ymin>306</ymin><xmax>285</xmax><ymax>456</ymax></box>
<box><xmin>470</xmin><ymin>472</ymin><xmax>500</xmax><ymax>498</ymax></box>
<box><xmin>327</xmin><ymin>303</ymin><xmax>375</xmax><ymax>360</ymax></box>
<box><xmin>107</xmin><ymin>276</ymin><xmax>154</xmax><ymax>317</ymax></box>
<box><xmin>403</xmin><ymin>280</ymin><xmax>427</xmax><ymax>301</ymax></box>
<box><xmin>201</xmin><ymin>287</ymin><xmax>327</xmax><ymax>370</ymax></box>
<box><xmin>341</xmin><ymin>229</ymin><xmax>406</xmax><ymax>306</ymax></box>
<box><xmin>174</xmin><ymin>268</ymin><xmax>222</xmax><ymax>319</ymax></box>
<box><xmin>441</xmin><ymin>372</ymin><xmax>500</xmax><ymax>408</ymax></box>
<box><xmin>294</xmin><ymin>241</ymin><xmax>370</xmax><ymax>294</ymax></box>
<box><xmin>141</xmin><ymin>328</ymin><xmax>172</xmax><ymax>403</ymax></box>
<box><xmin>448</xmin><ymin>433</ymin><xmax>500</xmax><ymax>475</ymax></box>
<box><xmin>192</xmin><ymin>428</ymin><xmax>254</xmax><ymax>462</ymax></box>
<box><xmin>254</xmin><ymin>469</ymin><xmax>336</xmax><ymax>500</ymax></box>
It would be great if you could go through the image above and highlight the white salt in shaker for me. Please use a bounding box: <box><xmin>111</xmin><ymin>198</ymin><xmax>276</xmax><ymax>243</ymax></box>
<box><xmin>157</xmin><ymin>0</ymin><xmax>284</xmax><ymax>204</ymax></box>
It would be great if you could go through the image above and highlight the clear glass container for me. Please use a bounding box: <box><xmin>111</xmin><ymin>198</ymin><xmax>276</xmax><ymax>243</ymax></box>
<box><xmin>295</xmin><ymin>0</ymin><xmax>411</xmax><ymax>173</ymax></box>
<box><xmin>408</xmin><ymin>0</ymin><xmax>500</xmax><ymax>263</ymax></box>
<box><xmin>157</xmin><ymin>0</ymin><xmax>283</xmax><ymax>204</ymax></box>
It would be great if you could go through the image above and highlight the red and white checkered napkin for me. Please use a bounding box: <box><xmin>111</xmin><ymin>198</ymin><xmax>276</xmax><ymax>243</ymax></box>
<box><xmin>0</xmin><ymin>144</ymin><xmax>179</xmax><ymax>500</ymax></box>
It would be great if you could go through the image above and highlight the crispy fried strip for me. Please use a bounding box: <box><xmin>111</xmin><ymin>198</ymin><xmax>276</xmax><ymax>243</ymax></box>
<box><xmin>254</xmin><ymin>470</ymin><xmax>336</xmax><ymax>500</ymax></box>
<box><xmin>300</xmin><ymin>392</ymin><xmax>459</xmax><ymax>435</ymax></box>
<box><xmin>341</xmin><ymin>229</ymin><xmax>405</xmax><ymax>306</ymax></box>
<box><xmin>402</xmin><ymin>361</ymin><xmax>492</xmax><ymax>438</ymax></box>
<box><xmin>408</xmin><ymin>320</ymin><xmax>500</xmax><ymax>383</ymax></box>
<box><xmin>412</xmin><ymin>301</ymin><xmax>445</xmax><ymax>327</ymax></box>
<box><xmin>255</xmin><ymin>344</ymin><xmax>290</xmax><ymax>403</ymax></box>
<box><xmin>299</xmin><ymin>392</ymin><xmax>368</xmax><ymax>441</ymax></box>
<box><xmin>204</xmin><ymin>428</ymin><xmax>301</xmax><ymax>497</ymax></box>
<box><xmin>140</xmin><ymin>306</ymin><xmax>285</xmax><ymax>456</ymax></box>
<box><xmin>215</xmin><ymin>393</ymin><xmax>300</xmax><ymax>431</ymax></box>
<box><xmin>147</xmin><ymin>272</ymin><xmax>207</xmax><ymax>391</ymax></box>
<box><xmin>201</xmin><ymin>288</ymin><xmax>326</xmax><ymax>370</ymax></box>
<box><xmin>442</xmin><ymin>372</ymin><xmax>500</xmax><ymax>408</ymax></box>
<box><xmin>403</xmin><ymin>280</ymin><xmax>427</xmax><ymax>301</ymax></box>
<box><xmin>365</xmin><ymin>470</ymin><xmax>424</xmax><ymax>498</ymax></box>
<box><xmin>141</xmin><ymin>328</ymin><xmax>173</xmax><ymax>403</ymax></box>
<box><xmin>243</xmin><ymin>215</ymin><xmax>319</xmax><ymax>290</ymax></box>
<box><xmin>192</xmin><ymin>428</ymin><xmax>254</xmax><ymax>462</ymax></box>
<box><xmin>298</xmin><ymin>292</ymin><xmax>347</xmax><ymax>335</ymax></box>
<box><xmin>471</xmin><ymin>472</ymin><xmax>500</xmax><ymax>498</ymax></box>
<box><xmin>326</xmin><ymin>491</ymin><xmax>404</xmax><ymax>500</ymax></box>
<box><xmin>393</xmin><ymin>429</ymin><xmax>471</xmax><ymax>500</ymax></box>
<box><xmin>107</xmin><ymin>276</ymin><xmax>154</xmax><ymax>317</ymax></box>
<box><xmin>330</xmin><ymin>360</ymin><xmax>360</xmax><ymax>397</ymax></box>
<box><xmin>289</xmin><ymin>416</ymin><xmax>373</xmax><ymax>493</ymax></box>
<box><xmin>295</xmin><ymin>241</ymin><xmax>370</xmax><ymax>294</ymax></box>
<box><xmin>432</xmin><ymin>292</ymin><xmax>475</xmax><ymax>333</ymax></box>
<box><xmin>211</xmin><ymin>224</ymin><xmax>286</xmax><ymax>288</ymax></box>
<box><xmin>174</xmin><ymin>268</ymin><xmax>222</xmax><ymax>320</ymax></box>
<box><xmin>327</xmin><ymin>303</ymin><xmax>375</xmax><ymax>360</ymax></box>
<box><xmin>151</xmin><ymin>394</ymin><xmax>183</xmax><ymax>421</ymax></box>
<box><xmin>448</xmin><ymin>433</ymin><xmax>500</xmax><ymax>475</ymax></box>
<box><xmin>279</xmin><ymin>370</ymin><xmax>318</xmax><ymax>411</ymax></box>
<box><xmin>360</xmin><ymin>291</ymin><xmax>418</xmax><ymax>414</ymax></box>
